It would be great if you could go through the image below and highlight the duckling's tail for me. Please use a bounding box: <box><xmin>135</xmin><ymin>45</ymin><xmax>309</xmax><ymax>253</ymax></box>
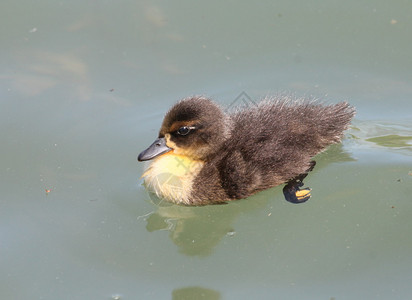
<box><xmin>312</xmin><ymin>101</ymin><xmax>356</xmax><ymax>147</ymax></box>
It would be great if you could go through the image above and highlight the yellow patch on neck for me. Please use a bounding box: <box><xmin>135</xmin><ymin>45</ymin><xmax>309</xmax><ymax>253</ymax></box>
<box><xmin>141</xmin><ymin>152</ymin><xmax>204</xmax><ymax>205</ymax></box>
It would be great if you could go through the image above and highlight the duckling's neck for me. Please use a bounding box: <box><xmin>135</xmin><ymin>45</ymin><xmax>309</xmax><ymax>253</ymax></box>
<box><xmin>142</xmin><ymin>152</ymin><xmax>204</xmax><ymax>205</ymax></box>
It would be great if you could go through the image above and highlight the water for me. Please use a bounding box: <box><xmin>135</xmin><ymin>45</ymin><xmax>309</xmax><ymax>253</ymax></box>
<box><xmin>1</xmin><ymin>0</ymin><xmax>412</xmax><ymax>299</ymax></box>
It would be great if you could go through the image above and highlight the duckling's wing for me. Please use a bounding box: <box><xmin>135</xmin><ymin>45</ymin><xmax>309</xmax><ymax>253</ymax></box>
<box><xmin>230</xmin><ymin>98</ymin><xmax>355</xmax><ymax>158</ymax></box>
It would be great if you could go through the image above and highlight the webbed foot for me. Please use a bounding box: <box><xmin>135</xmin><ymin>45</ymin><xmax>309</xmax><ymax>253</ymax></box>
<box><xmin>283</xmin><ymin>181</ymin><xmax>312</xmax><ymax>204</ymax></box>
<box><xmin>282</xmin><ymin>161</ymin><xmax>316</xmax><ymax>204</ymax></box>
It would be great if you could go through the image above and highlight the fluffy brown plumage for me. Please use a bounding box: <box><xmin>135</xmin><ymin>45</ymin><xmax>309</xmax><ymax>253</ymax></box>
<box><xmin>138</xmin><ymin>95</ymin><xmax>355</xmax><ymax>205</ymax></box>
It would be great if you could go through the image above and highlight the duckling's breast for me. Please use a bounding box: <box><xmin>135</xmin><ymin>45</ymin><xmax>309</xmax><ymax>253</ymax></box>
<box><xmin>141</xmin><ymin>152</ymin><xmax>204</xmax><ymax>205</ymax></box>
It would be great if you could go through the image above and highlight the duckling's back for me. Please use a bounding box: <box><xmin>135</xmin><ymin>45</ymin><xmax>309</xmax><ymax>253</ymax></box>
<box><xmin>216</xmin><ymin>97</ymin><xmax>355</xmax><ymax>199</ymax></box>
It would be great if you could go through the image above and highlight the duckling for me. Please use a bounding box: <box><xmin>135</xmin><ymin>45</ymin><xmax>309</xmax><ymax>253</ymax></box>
<box><xmin>138</xmin><ymin>95</ymin><xmax>355</xmax><ymax>206</ymax></box>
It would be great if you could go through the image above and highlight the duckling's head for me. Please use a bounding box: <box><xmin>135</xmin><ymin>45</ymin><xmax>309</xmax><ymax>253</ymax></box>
<box><xmin>138</xmin><ymin>96</ymin><xmax>231</xmax><ymax>162</ymax></box>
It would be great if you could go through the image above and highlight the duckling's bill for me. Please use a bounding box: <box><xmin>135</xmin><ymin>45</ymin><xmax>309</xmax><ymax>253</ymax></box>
<box><xmin>138</xmin><ymin>137</ymin><xmax>172</xmax><ymax>161</ymax></box>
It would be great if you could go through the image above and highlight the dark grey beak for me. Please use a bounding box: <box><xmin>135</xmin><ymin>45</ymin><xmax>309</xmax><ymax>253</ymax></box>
<box><xmin>137</xmin><ymin>137</ymin><xmax>172</xmax><ymax>161</ymax></box>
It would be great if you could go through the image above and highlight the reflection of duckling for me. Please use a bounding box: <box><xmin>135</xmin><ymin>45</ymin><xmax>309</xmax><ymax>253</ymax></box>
<box><xmin>138</xmin><ymin>96</ymin><xmax>355</xmax><ymax>205</ymax></box>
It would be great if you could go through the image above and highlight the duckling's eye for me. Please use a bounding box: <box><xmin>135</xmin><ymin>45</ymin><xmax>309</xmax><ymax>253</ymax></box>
<box><xmin>176</xmin><ymin>126</ymin><xmax>194</xmax><ymax>136</ymax></box>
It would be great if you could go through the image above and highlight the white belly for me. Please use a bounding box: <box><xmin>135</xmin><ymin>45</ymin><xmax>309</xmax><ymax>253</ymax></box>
<box><xmin>141</xmin><ymin>153</ymin><xmax>204</xmax><ymax>205</ymax></box>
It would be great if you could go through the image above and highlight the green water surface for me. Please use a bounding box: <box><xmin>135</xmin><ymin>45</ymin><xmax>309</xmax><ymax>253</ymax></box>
<box><xmin>1</xmin><ymin>0</ymin><xmax>412</xmax><ymax>299</ymax></box>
